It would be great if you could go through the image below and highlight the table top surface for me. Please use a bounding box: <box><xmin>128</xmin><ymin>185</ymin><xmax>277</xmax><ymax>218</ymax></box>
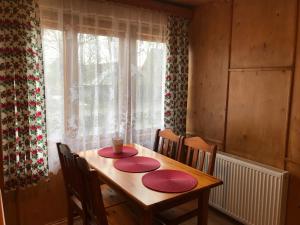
<box><xmin>79</xmin><ymin>144</ymin><xmax>223</xmax><ymax>209</ymax></box>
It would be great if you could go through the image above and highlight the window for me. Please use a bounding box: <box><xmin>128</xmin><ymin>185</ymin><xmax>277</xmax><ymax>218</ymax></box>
<box><xmin>42</xmin><ymin>28</ymin><xmax>166</xmax><ymax>149</ymax></box>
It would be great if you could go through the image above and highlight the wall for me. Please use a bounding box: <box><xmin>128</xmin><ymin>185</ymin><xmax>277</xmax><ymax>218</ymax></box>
<box><xmin>187</xmin><ymin>1</ymin><xmax>230</xmax><ymax>146</ymax></box>
<box><xmin>3</xmin><ymin>173</ymin><xmax>67</xmax><ymax>225</ymax></box>
<box><xmin>187</xmin><ymin>0</ymin><xmax>300</xmax><ymax>225</ymax></box>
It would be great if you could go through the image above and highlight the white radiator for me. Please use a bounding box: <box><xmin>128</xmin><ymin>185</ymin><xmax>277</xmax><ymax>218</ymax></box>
<box><xmin>208</xmin><ymin>152</ymin><xmax>289</xmax><ymax>225</ymax></box>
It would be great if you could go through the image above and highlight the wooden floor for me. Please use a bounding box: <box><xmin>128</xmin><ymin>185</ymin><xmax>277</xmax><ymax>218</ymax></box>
<box><xmin>63</xmin><ymin>207</ymin><xmax>242</xmax><ymax>225</ymax></box>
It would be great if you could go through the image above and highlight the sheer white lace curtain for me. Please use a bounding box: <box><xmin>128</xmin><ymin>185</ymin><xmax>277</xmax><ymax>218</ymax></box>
<box><xmin>39</xmin><ymin>0</ymin><xmax>167</xmax><ymax>173</ymax></box>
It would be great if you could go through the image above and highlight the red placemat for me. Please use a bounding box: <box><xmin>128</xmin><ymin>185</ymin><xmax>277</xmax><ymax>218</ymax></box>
<box><xmin>98</xmin><ymin>146</ymin><xmax>138</xmax><ymax>159</ymax></box>
<box><xmin>114</xmin><ymin>156</ymin><xmax>160</xmax><ymax>173</ymax></box>
<box><xmin>142</xmin><ymin>169</ymin><xmax>198</xmax><ymax>193</ymax></box>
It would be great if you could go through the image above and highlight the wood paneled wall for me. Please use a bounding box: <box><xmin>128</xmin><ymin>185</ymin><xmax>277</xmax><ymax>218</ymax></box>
<box><xmin>187</xmin><ymin>0</ymin><xmax>300</xmax><ymax>224</ymax></box>
<box><xmin>3</xmin><ymin>172</ymin><xmax>67</xmax><ymax>225</ymax></box>
<box><xmin>226</xmin><ymin>70</ymin><xmax>291</xmax><ymax>168</ymax></box>
<box><xmin>187</xmin><ymin>2</ymin><xmax>231</xmax><ymax>146</ymax></box>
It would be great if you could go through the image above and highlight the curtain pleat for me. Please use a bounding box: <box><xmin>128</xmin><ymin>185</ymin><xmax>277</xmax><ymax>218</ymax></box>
<box><xmin>164</xmin><ymin>16</ymin><xmax>189</xmax><ymax>135</ymax></box>
<box><xmin>0</xmin><ymin>0</ymin><xmax>48</xmax><ymax>190</ymax></box>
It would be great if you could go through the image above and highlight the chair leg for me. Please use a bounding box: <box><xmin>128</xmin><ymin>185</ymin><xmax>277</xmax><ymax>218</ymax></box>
<box><xmin>81</xmin><ymin>216</ymin><xmax>88</xmax><ymax>225</ymax></box>
<box><xmin>67</xmin><ymin>204</ymin><xmax>74</xmax><ymax>225</ymax></box>
<box><xmin>80</xmin><ymin>203</ymin><xmax>89</xmax><ymax>225</ymax></box>
<box><xmin>82</xmin><ymin>211</ymin><xmax>90</xmax><ymax>225</ymax></box>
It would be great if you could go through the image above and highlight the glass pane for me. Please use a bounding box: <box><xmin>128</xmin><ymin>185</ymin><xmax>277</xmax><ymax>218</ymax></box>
<box><xmin>77</xmin><ymin>33</ymin><xmax>119</xmax><ymax>136</ymax></box>
<box><xmin>135</xmin><ymin>40</ymin><xmax>166</xmax><ymax>145</ymax></box>
<box><xmin>42</xmin><ymin>29</ymin><xmax>64</xmax><ymax>141</ymax></box>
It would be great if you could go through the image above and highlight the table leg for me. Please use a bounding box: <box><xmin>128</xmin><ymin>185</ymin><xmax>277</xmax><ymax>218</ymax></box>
<box><xmin>142</xmin><ymin>209</ymin><xmax>153</xmax><ymax>225</ymax></box>
<box><xmin>197</xmin><ymin>189</ymin><xmax>210</xmax><ymax>225</ymax></box>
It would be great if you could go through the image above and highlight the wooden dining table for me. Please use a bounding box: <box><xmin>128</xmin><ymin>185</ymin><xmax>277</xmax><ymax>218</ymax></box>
<box><xmin>79</xmin><ymin>144</ymin><xmax>223</xmax><ymax>225</ymax></box>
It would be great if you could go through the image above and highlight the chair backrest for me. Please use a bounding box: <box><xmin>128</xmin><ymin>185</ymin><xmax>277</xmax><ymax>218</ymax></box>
<box><xmin>76</xmin><ymin>157</ymin><xmax>108</xmax><ymax>225</ymax></box>
<box><xmin>153</xmin><ymin>129</ymin><xmax>183</xmax><ymax>159</ymax></box>
<box><xmin>56</xmin><ymin>143</ymin><xmax>81</xmax><ymax>199</ymax></box>
<box><xmin>177</xmin><ymin>137</ymin><xmax>217</xmax><ymax>175</ymax></box>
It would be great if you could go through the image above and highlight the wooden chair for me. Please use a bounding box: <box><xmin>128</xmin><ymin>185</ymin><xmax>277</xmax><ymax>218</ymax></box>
<box><xmin>153</xmin><ymin>129</ymin><xmax>183</xmax><ymax>159</ymax></box>
<box><xmin>177</xmin><ymin>136</ymin><xmax>217</xmax><ymax>175</ymax></box>
<box><xmin>57</xmin><ymin>143</ymin><xmax>125</xmax><ymax>225</ymax></box>
<box><xmin>156</xmin><ymin>136</ymin><xmax>217</xmax><ymax>225</ymax></box>
<box><xmin>57</xmin><ymin>143</ymin><xmax>87</xmax><ymax>225</ymax></box>
<box><xmin>76</xmin><ymin>157</ymin><xmax>141</xmax><ymax>225</ymax></box>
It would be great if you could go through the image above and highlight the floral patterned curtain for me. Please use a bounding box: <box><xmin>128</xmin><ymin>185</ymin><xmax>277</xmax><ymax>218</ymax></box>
<box><xmin>0</xmin><ymin>0</ymin><xmax>48</xmax><ymax>190</ymax></box>
<box><xmin>164</xmin><ymin>16</ymin><xmax>189</xmax><ymax>135</ymax></box>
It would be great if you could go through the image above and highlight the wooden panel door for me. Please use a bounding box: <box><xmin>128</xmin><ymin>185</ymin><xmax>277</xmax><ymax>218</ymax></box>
<box><xmin>226</xmin><ymin>70</ymin><xmax>291</xmax><ymax>168</ymax></box>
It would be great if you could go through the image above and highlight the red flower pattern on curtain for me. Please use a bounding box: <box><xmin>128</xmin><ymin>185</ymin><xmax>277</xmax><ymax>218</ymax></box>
<box><xmin>0</xmin><ymin>0</ymin><xmax>48</xmax><ymax>190</ymax></box>
<box><xmin>164</xmin><ymin>16</ymin><xmax>189</xmax><ymax>135</ymax></box>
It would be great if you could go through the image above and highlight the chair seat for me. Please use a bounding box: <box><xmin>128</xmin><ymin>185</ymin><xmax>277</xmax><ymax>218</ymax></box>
<box><xmin>101</xmin><ymin>184</ymin><xmax>126</xmax><ymax>208</ymax></box>
<box><xmin>156</xmin><ymin>200</ymin><xmax>197</xmax><ymax>224</ymax></box>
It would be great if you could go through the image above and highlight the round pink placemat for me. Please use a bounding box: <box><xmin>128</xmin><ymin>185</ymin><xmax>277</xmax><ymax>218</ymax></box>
<box><xmin>142</xmin><ymin>169</ymin><xmax>198</xmax><ymax>193</ymax></box>
<box><xmin>98</xmin><ymin>146</ymin><xmax>138</xmax><ymax>159</ymax></box>
<box><xmin>114</xmin><ymin>156</ymin><xmax>160</xmax><ymax>173</ymax></box>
